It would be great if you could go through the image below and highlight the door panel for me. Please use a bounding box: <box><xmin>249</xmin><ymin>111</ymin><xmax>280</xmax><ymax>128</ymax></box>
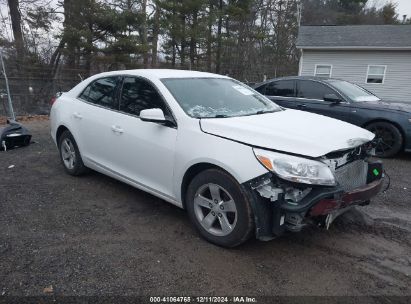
<box><xmin>71</xmin><ymin>76</ymin><xmax>121</xmax><ymax>168</ymax></box>
<box><xmin>296</xmin><ymin>80</ymin><xmax>352</xmax><ymax>122</ymax></box>
<box><xmin>75</xmin><ymin>101</ymin><xmax>121</xmax><ymax>171</ymax></box>
<box><xmin>264</xmin><ymin>80</ymin><xmax>298</xmax><ymax>109</ymax></box>
<box><xmin>110</xmin><ymin>76</ymin><xmax>178</xmax><ymax>197</ymax></box>
<box><xmin>113</xmin><ymin>114</ymin><xmax>177</xmax><ymax>197</ymax></box>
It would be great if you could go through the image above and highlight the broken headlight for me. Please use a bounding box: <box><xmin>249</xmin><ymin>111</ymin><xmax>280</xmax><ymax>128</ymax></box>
<box><xmin>253</xmin><ymin>148</ymin><xmax>336</xmax><ymax>186</ymax></box>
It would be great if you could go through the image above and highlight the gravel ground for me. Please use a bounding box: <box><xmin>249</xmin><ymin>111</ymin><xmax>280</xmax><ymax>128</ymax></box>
<box><xmin>0</xmin><ymin>119</ymin><xmax>410</xmax><ymax>297</ymax></box>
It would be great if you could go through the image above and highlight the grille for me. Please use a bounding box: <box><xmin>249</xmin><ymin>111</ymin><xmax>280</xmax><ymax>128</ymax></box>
<box><xmin>334</xmin><ymin>160</ymin><xmax>368</xmax><ymax>192</ymax></box>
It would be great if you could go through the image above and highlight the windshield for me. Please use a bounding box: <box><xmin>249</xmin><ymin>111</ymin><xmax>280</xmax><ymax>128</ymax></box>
<box><xmin>328</xmin><ymin>80</ymin><xmax>380</xmax><ymax>102</ymax></box>
<box><xmin>161</xmin><ymin>78</ymin><xmax>281</xmax><ymax>118</ymax></box>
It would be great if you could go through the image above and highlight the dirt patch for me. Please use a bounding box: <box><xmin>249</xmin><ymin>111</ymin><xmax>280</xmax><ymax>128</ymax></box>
<box><xmin>0</xmin><ymin>120</ymin><xmax>410</xmax><ymax>296</ymax></box>
<box><xmin>0</xmin><ymin>115</ymin><xmax>49</xmax><ymax>125</ymax></box>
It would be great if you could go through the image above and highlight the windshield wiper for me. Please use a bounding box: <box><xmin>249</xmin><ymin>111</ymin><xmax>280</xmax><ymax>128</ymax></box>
<box><xmin>254</xmin><ymin>110</ymin><xmax>277</xmax><ymax>115</ymax></box>
<box><xmin>210</xmin><ymin>114</ymin><xmax>229</xmax><ymax>118</ymax></box>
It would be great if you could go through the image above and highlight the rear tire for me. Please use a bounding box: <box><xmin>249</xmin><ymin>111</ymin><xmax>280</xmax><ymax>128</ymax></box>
<box><xmin>366</xmin><ymin>122</ymin><xmax>403</xmax><ymax>158</ymax></box>
<box><xmin>185</xmin><ymin>169</ymin><xmax>254</xmax><ymax>247</ymax></box>
<box><xmin>58</xmin><ymin>130</ymin><xmax>88</xmax><ymax>176</ymax></box>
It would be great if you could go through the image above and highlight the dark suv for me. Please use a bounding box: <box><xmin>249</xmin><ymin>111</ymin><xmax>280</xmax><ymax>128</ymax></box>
<box><xmin>254</xmin><ymin>76</ymin><xmax>411</xmax><ymax>157</ymax></box>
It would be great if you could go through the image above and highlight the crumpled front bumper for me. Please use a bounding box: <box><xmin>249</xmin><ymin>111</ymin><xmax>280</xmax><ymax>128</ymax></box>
<box><xmin>242</xmin><ymin>160</ymin><xmax>384</xmax><ymax>240</ymax></box>
<box><xmin>309</xmin><ymin>179</ymin><xmax>383</xmax><ymax>216</ymax></box>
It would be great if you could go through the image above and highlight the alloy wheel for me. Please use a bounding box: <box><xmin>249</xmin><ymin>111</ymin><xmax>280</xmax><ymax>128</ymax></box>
<box><xmin>193</xmin><ymin>183</ymin><xmax>238</xmax><ymax>236</ymax></box>
<box><xmin>368</xmin><ymin>125</ymin><xmax>397</xmax><ymax>156</ymax></box>
<box><xmin>61</xmin><ymin>138</ymin><xmax>76</xmax><ymax>170</ymax></box>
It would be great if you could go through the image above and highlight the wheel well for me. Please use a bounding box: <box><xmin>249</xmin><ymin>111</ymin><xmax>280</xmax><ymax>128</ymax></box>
<box><xmin>363</xmin><ymin>119</ymin><xmax>405</xmax><ymax>147</ymax></box>
<box><xmin>56</xmin><ymin>125</ymin><xmax>69</xmax><ymax>145</ymax></box>
<box><xmin>181</xmin><ymin>163</ymin><xmax>226</xmax><ymax>209</ymax></box>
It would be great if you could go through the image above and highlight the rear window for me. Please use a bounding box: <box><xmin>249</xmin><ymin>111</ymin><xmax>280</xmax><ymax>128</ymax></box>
<box><xmin>265</xmin><ymin>80</ymin><xmax>295</xmax><ymax>97</ymax></box>
<box><xmin>79</xmin><ymin>77</ymin><xmax>119</xmax><ymax>110</ymax></box>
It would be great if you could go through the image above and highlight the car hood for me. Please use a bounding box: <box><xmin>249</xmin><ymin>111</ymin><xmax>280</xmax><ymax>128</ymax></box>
<box><xmin>200</xmin><ymin>109</ymin><xmax>375</xmax><ymax>158</ymax></box>
<box><xmin>360</xmin><ymin>100</ymin><xmax>411</xmax><ymax>113</ymax></box>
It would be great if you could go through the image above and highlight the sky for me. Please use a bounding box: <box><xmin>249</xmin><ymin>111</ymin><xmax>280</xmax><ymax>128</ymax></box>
<box><xmin>1</xmin><ymin>0</ymin><xmax>411</xmax><ymax>44</ymax></box>
<box><xmin>396</xmin><ymin>0</ymin><xmax>411</xmax><ymax>18</ymax></box>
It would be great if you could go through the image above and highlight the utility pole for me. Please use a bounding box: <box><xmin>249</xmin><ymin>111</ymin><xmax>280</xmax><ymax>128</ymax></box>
<box><xmin>0</xmin><ymin>49</ymin><xmax>16</xmax><ymax>121</ymax></box>
<box><xmin>297</xmin><ymin>1</ymin><xmax>303</xmax><ymax>28</ymax></box>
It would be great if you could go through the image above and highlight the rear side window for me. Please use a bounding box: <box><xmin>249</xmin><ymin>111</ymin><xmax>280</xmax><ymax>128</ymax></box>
<box><xmin>79</xmin><ymin>77</ymin><xmax>119</xmax><ymax>110</ymax></box>
<box><xmin>265</xmin><ymin>80</ymin><xmax>295</xmax><ymax>97</ymax></box>
<box><xmin>119</xmin><ymin>77</ymin><xmax>168</xmax><ymax>116</ymax></box>
<box><xmin>297</xmin><ymin>80</ymin><xmax>335</xmax><ymax>100</ymax></box>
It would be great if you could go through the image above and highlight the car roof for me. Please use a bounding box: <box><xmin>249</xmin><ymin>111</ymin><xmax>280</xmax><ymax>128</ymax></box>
<box><xmin>254</xmin><ymin>76</ymin><xmax>340</xmax><ymax>87</ymax></box>
<box><xmin>88</xmin><ymin>69</ymin><xmax>229</xmax><ymax>80</ymax></box>
<box><xmin>271</xmin><ymin>76</ymin><xmax>334</xmax><ymax>82</ymax></box>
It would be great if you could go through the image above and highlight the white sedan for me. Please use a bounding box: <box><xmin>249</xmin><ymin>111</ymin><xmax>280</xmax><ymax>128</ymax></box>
<box><xmin>50</xmin><ymin>69</ymin><xmax>384</xmax><ymax>247</ymax></box>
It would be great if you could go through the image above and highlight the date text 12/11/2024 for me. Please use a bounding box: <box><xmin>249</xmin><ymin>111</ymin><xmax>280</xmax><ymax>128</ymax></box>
<box><xmin>149</xmin><ymin>296</ymin><xmax>257</xmax><ymax>303</ymax></box>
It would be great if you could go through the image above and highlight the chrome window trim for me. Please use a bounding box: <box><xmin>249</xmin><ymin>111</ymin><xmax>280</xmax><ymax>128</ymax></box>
<box><xmin>266</xmin><ymin>79</ymin><xmax>350</xmax><ymax>104</ymax></box>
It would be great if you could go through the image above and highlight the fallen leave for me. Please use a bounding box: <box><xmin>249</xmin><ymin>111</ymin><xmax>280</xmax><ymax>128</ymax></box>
<box><xmin>8</xmin><ymin>165</ymin><xmax>15</xmax><ymax>169</ymax></box>
<box><xmin>43</xmin><ymin>285</ymin><xmax>53</xmax><ymax>293</ymax></box>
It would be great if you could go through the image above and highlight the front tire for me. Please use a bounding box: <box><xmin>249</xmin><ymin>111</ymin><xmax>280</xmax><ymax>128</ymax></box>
<box><xmin>58</xmin><ymin>130</ymin><xmax>88</xmax><ymax>176</ymax></box>
<box><xmin>185</xmin><ymin>169</ymin><xmax>254</xmax><ymax>247</ymax></box>
<box><xmin>366</xmin><ymin>122</ymin><xmax>403</xmax><ymax>158</ymax></box>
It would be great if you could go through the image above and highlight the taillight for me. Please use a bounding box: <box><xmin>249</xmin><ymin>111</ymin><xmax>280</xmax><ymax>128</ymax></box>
<box><xmin>50</xmin><ymin>96</ymin><xmax>57</xmax><ymax>106</ymax></box>
<box><xmin>51</xmin><ymin>92</ymin><xmax>63</xmax><ymax>106</ymax></box>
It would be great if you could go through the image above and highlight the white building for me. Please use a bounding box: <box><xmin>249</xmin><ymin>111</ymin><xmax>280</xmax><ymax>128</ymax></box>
<box><xmin>297</xmin><ymin>25</ymin><xmax>411</xmax><ymax>102</ymax></box>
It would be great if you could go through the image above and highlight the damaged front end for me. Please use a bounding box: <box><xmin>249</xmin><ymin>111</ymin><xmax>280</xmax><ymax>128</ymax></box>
<box><xmin>242</xmin><ymin>144</ymin><xmax>384</xmax><ymax>240</ymax></box>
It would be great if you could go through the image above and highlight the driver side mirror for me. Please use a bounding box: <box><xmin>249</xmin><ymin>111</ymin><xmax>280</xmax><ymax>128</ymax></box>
<box><xmin>140</xmin><ymin>108</ymin><xmax>166</xmax><ymax>123</ymax></box>
<box><xmin>324</xmin><ymin>94</ymin><xmax>342</xmax><ymax>103</ymax></box>
<box><xmin>140</xmin><ymin>108</ymin><xmax>175</xmax><ymax>127</ymax></box>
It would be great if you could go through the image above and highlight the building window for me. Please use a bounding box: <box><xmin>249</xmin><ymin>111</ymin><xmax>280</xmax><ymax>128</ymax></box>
<box><xmin>315</xmin><ymin>65</ymin><xmax>332</xmax><ymax>78</ymax></box>
<box><xmin>366</xmin><ymin>65</ymin><xmax>386</xmax><ymax>84</ymax></box>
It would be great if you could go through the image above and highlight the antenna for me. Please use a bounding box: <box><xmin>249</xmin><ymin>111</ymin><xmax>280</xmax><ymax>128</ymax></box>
<box><xmin>0</xmin><ymin>49</ymin><xmax>16</xmax><ymax>121</ymax></box>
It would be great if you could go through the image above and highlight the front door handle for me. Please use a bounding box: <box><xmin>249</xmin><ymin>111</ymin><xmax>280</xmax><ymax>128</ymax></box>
<box><xmin>73</xmin><ymin>112</ymin><xmax>83</xmax><ymax>119</ymax></box>
<box><xmin>297</xmin><ymin>104</ymin><xmax>307</xmax><ymax>109</ymax></box>
<box><xmin>111</xmin><ymin>125</ymin><xmax>124</xmax><ymax>134</ymax></box>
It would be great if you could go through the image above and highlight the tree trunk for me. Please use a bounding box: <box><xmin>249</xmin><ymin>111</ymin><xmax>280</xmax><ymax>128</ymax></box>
<box><xmin>141</xmin><ymin>0</ymin><xmax>149</xmax><ymax>67</ymax></box>
<box><xmin>206</xmin><ymin>2</ymin><xmax>213</xmax><ymax>72</ymax></box>
<box><xmin>84</xmin><ymin>22</ymin><xmax>93</xmax><ymax>77</ymax></box>
<box><xmin>180</xmin><ymin>14</ymin><xmax>186</xmax><ymax>67</ymax></box>
<box><xmin>63</xmin><ymin>0</ymin><xmax>76</xmax><ymax>69</ymax></box>
<box><xmin>189</xmin><ymin>10</ymin><xmax>198</xmax><ymax>69</ymax></box>
<box><xmin>7</xmin><ymin>0</ymin><xmax>25</xmax><ymax>60</ymax></box>
<box><xmin>171</xmin><ymin>4</ymin><xmax>176</xmax><ymax>67</ymax></box>
<box><xmin>215</xmin><ymin>0</ymin><xmax>223</xmax><ymax>73</ymax></box>
<box><xmin>151</xmin><ymin>0</ymin><xmax>160</xmax><ymax>67</ymax></box>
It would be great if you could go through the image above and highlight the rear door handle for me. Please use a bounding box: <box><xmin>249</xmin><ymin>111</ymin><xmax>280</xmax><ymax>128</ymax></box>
<box><xmin>297</xmin><ymin>104</ymin><xmax>307</xmax><ymax>109</ymax></box>
<box><xmin>73</xmin><ymin>112</ymin><xmax>83</xmax><ymax>119</ymax></box>
<box><xmin>111</xmin><ymin>125</ymin><xmax>124</xmax><ymax>134</ymax></box>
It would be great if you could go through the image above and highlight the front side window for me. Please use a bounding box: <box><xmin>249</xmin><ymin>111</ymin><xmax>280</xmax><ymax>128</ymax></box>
<box><xmin>79</xmin><ymin>77</ymin><xmax>119</xmax><ymax>110</ymax></box>
<box><xmin>297</xmin><ymin>80</ymin><xmax>335</xmax><ymax>101</ymax></box>
<box><xmin>265</xmin><ymin>80</ymin><xmax>295</xmax><ymax>97</ymax></box>
<box><xmin>119</xmin><ymin>77</ymin><xmax>167</xmax><ymax>116</ymax></box>
<box><xmin>315</xmin><ymin>65</ymin><xmax>332</xmax><ymax>78</ymax></box>
<box><xmin>366</xmin><ymin>65</ymin><xmax>386</xmax><ymax>84</ymax></box>
<box><xmin>161</xmin><ymin>78</ymin><xmax>281</xmax><ymax>118</ymax></box>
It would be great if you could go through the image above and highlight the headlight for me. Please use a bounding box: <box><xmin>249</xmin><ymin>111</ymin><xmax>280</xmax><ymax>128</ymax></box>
<box><xmin>253</xmin><ymin>148</ymin><xmax>336</xmax><ymax>186</ymax></box>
